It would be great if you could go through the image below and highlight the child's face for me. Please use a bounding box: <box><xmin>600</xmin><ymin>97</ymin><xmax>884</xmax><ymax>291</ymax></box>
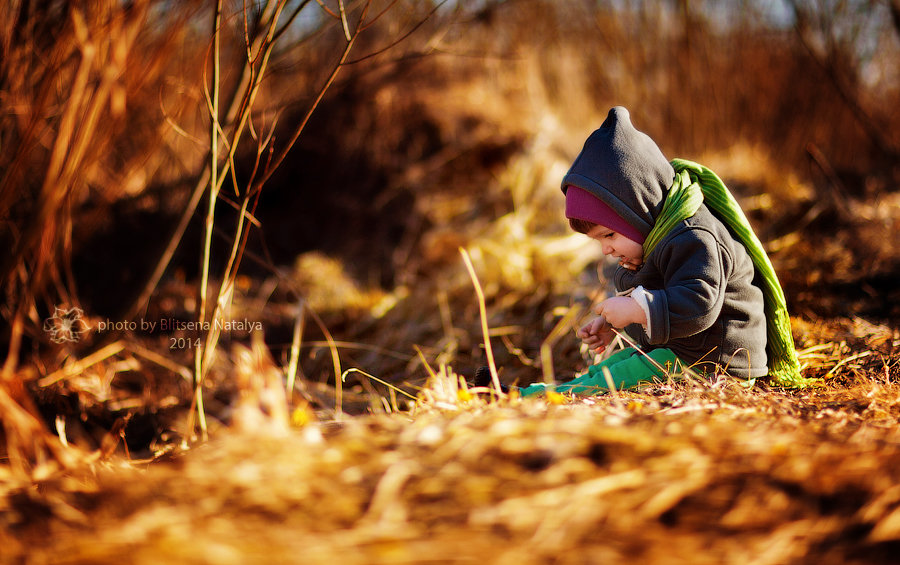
<box><xmin>588</xmin><ymin>225</ymin><xmax>644</xmax><ymax>270</ymax></box>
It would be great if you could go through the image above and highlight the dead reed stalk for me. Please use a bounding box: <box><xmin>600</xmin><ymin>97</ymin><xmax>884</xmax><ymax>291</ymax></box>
<box><xmin>460</xmin><ymin>247</ymin><xmax>503</xmax><ymax>395</ymax></box>
<box><xmin>0</xmin><ymin>0</ymin><xmax>164</xmax><ymax>474</ymax></box>
<box><xmin>185</xmin><ymin>0</ymin><xmax>427</xmax><ymax>438</ymax></box>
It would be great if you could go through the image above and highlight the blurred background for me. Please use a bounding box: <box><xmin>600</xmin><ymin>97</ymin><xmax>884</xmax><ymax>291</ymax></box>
<box><xmin>1</xmin><ymin>0</ymin><xmax>898</xmax><ymax>450</ymax></box>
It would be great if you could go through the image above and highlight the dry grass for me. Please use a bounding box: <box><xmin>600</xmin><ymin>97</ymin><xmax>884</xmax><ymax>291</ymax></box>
<box><xmin>4</xmin><ymin>370</ymin><xmax>900</xmax><ymax>564</ymax></box>
<box><xmin>2</xmin><ymin>1</ymin><xmax>900</xmax><ymax>562</ymax></box>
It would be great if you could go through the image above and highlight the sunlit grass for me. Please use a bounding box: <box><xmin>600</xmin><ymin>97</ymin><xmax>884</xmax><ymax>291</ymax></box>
<box><xmin>1</xmin><ymin>1</ymin><xmax>899</xmax><ymax>562</ymax></box>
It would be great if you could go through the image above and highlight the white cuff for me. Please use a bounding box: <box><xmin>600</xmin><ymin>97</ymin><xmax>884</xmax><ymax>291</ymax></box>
<box><xmin>629</xmin><ymin>285</ymin><xmax>653</xmax><ymax>336</ymax></box>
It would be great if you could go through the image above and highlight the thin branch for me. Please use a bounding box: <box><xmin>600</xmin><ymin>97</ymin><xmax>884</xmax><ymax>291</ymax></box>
<box><xmin>243</xmin><ymin>0</ymin><xmax>253</xmax><ymax>62</ymax></box>
<box><xmin>159</xmin><ymin>87</ymin><xmax>205</xmax><ymax>145</ymax></box>
<box><xmin>126</xmin><ymin>0</ymin><xmax>283</xmax><ymax>320</ymax></box>
<box><xmin>346</xmin><ymin>0</ymin><xmax>445</xmax><ymax>65</ymax></box>
<box><xmin>306</xmin><ymin>304</ymin><xmax>344</xmax><ymax>419</ymax></box>
<box><xmin>314</xmin><ymin>0</ymin><xmax>339</xmax><ymax>19</ymax></box>
<box><xmin>285</xmin><ymin>298</ymin><xmax>306</xmax><ymax>401</ymax></box>
<box><xmin>338</xmin><ymin>0</ymin><xmax>352</xmax><ymax>41</ymax></box>
<box><xmin>460</xmin><ymin>247</ymin><xmax>503</xmax><ymax>396</ymax></box>
<box><xmin>272</xmin><ymin>0</ymin><xmax>314</xmax><ymax>44</ymax></box>
<box><xmin>217</xmin><ymin>192</ymin><xmax>263</xmax><ymax>227</ymax></box>
<box><xmin>251</xmin><ymin>11</ymin><xmax>363</xmax><ymax>191</ymax></box>
<box><xmin>360</xmin><ymin>0</ymin><xmax>400</xmax><ymax>31</ymax></box>
<box><xmin>191</xmin><ymin>0</ymin><xmax>225</xmax><ymax>442</ymax></box>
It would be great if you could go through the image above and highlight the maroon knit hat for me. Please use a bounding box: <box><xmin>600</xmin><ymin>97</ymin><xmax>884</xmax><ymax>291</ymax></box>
<box><xmin>565</xmin><ymin>185</ymin><xmax>645</xmax><ymax>244</ymax></box>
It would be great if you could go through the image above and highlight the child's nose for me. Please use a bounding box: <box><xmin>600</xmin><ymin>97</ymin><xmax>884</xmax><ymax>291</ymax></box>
<box><xmin>602</xmin><ymin>242</ymin><xmax>613</xmax><ymax>255</ymax></box>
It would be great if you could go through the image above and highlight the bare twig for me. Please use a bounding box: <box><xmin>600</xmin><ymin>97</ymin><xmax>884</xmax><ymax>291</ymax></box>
<box><xmin>460</xmin><ymin>248</ymin><xmax>503</xmax><ymax>396</ymax></box>
<box><xmin>190</xmin><ymin>0</ymin><xmax>225</xmax><ymax>442</ymax></box>
<box><xmin>126</xmin><ymin>0</ymin><xmax>284</xmax><ymax>321</ymax></box>
<box><xmin>347</xmin><ymin>0</ymin><xmax>445</xmax><ymax>65</ymax></box>
<box><xmin>601</xmin><ymin>366</ymin><xmax>623</xmax><ymax>410</ymax></box>
<box><xmin>341</xmin><ymin>368</ymin><xmax>417</xmax><ymax>401</ymax></box>
<box><xmin>540</xmin><ymin>306</ymin><xmax>582</xmax><ymax>385</ymax></box>
<box><xmin>314</xmin><ymin>0</ymin><xmax>340</xmax><ymax>20</ymax></box>
<box><xmin>359</xmin><ymin>0</ymin><xmax>400</xmax><ymax>32</ymax></box>
<box><xmin>250</xmin><ymin>4</ymin><xmax>364</xmax><ymax>192</ymax></box>
<box><xmin>306</xmin><ymin>305</ymin><xmax>344</xmax><ymax>419</ymax></box>
<box><xmin>285</xmin><ymin>298</ymin><xmax>306</xmax><ymax>403</ymax></box>
<box><xmin>338</xmin><ymin>0</ymin><xmax>352</xmax><ymax>41</ymax></box>
<box><xmin>272</xmin><ymin>0</ymin><xmax>313</xmax><ymax>43</ymax></box>
<box><xmin>38</xmin><ymin>342</ymin><xmax>127</xmax><ymax>387</ymax></box>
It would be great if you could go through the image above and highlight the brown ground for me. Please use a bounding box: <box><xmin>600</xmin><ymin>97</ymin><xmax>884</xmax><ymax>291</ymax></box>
<box><xmin>3</xmin><ymin>2</ymin><xmax>900</xmax><ymax>563</ymax></box>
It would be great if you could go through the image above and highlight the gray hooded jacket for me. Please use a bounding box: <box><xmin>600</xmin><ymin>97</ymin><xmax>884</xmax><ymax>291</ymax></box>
<box><xmin>561</xmin><ymin>107</ymin><xmax>768</xmax><ymax>379</ymax></box>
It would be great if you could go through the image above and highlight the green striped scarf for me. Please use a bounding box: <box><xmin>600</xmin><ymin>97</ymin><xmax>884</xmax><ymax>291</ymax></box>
<box><xmin>644</xmin><ymin>158</ymin><xmax>810</xmax><ymax>387</ymax></box>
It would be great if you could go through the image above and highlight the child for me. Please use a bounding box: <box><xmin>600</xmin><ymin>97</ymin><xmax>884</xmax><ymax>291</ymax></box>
<box><xmin>520</xmin><ymin>106</ymin><xmax>801</xmax><ymax>396</ymax></box>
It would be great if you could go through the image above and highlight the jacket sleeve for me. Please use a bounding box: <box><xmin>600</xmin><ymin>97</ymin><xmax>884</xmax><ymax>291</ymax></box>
<box><xmin>641</xmin><ymin>228</ymin><xmax>731</xmax><ymax>345</ymax></box>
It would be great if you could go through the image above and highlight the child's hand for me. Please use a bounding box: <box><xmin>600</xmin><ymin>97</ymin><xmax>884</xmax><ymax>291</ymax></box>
<box><xmin>576</xmin><ymin>316</ymin><xmax>616</xmax><ymax>353</ymax></box>
<box><xmin>618</xmin><ymin>257</ymin><xmax>642</xmax><ymax>271</ymax></box>
<box><xmin>595</xmin><ymin>296</ymin><xmax>646</xmax><ymax>328</ymax></box>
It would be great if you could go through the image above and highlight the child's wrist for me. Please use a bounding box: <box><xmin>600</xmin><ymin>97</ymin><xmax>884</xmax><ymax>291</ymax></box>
<box><xmin>628</xmin><ymin>297</ymin><xmax>644</xmax><ymax>325</ymax></box>
<box><xmin>629</xmin><ymin>287</ymin><xmax>651</xmax><ymax>329</ymax></box>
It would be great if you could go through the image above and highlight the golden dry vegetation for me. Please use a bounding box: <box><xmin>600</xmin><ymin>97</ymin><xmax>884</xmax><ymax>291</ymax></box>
<box><xmin>2</xmin><ymin>0</ymin><xmax>900</xmax><ymax>563</ymax></box>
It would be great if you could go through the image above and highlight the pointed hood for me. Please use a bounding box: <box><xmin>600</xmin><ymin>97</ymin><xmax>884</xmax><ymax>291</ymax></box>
<box><xmin>561</xmin><ymin>107</ymin><xmax>675</xmax><ymax>240</ymax></box>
